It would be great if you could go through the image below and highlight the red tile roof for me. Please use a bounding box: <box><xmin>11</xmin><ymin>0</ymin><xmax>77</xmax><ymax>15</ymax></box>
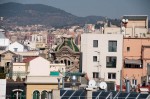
<box><xmin>23</xmin><ymin>56</ymin><xmax>38</xmax><ymax>63</ymax></box>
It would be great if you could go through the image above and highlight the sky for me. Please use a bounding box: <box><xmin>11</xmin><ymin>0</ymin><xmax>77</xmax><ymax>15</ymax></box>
<box><xmin>0</xmin><ymin>0</ymin><xmax>150</xmax><ymax>19</ymax></box>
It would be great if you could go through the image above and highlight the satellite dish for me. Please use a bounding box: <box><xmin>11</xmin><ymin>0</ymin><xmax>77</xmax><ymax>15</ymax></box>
<box><xmin>88</xmin><ymin>80</ymin><xmax>96</xmax><ymax>87</ymax></box>
<box><xmin>99</xmin><ymin>82</ymin><xmax>107</xmax><ymax>89</ymax></box>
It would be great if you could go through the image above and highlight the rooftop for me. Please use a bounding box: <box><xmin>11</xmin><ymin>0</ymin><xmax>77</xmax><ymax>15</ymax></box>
<box><xmin>123</xmin><ymin>15</ymin><xmax>148</xmax><ymax>20</ymax></box>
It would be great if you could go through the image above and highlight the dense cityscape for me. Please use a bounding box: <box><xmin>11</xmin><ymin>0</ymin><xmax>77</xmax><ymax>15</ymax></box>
<box><xmin>0</xmin><ymin>2</ymin><xmax>150</xmax><ymax>99</ymax></box>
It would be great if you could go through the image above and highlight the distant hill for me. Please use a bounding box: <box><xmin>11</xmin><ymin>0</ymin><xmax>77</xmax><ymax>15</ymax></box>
<box><xmin>0</xmin><ymin>2</ymin><xmax>106</xmax><ymax>27</ymax></box>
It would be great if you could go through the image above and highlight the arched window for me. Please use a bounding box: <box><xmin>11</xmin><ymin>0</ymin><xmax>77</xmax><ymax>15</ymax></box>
<box><xmin>48</xmin><ymin>91</ymin><xmax>52</xmax><ymax>99</ymax></box>
<box><xmin>64</xmin><ymin>59</ymin><xmax>67</xmax><ymax>66</ymax></box>
<box><xmin>41</xmin><ymin>90</ymin><xmax>48</xmax><ymax>99</ymax></box>
<box><xmin>61</xmin><ymin>60</ymin><xmax>63</xmax><ymax>63</ymax></box>
<box><xmin>12</xmin><ymin>89</ymin><xmax>25</xmax><ymax>99</ymax></box>
<box><xmin>68</xmin><ymin>60</ymin><xmax>70</xmax><ymax>66</ymax></box>
<box><xmin>33</xmin><ymin>90</ymin><xmax>40</xmax><ymax>99</ymax></box>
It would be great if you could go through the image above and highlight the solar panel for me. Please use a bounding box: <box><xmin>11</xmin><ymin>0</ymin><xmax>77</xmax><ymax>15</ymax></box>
<box><xmin>80</xmin><ymin>90</ymin><xmax>86</xmax><ymax>99</ymax></box>
<box><xmin>116</xmin><ymin>92</ymin><xmax>129</xmax><ymax>99</ymax></box>
<box><xmin>108</xmin><ymin>91</ymin><xmax>119</xmax><ymax>99</ymax></box>
<box><xmin>70</xmin><ymin>90</ymin><xmax>84</xmax><ymax>99</ymax></box>
<box><xmin>61</xmin><ymin>90</ymin><xmax>74</xmax><ymax>99</ymax></box>
<box><xmin>137</xmin><ymin>94</ymin><xmax>150</xmax><ymax>99</ymax></box>
<box><xmin>60</xmin><ymin>90</ymin><xmax>67</xmax><ymax>96</ymax></box>
<box><xmin>127</xmin><ymin>92</ymin><xmax>139</xmax><ymax>99</ymax></box>
<box><xmin>92</xmin><ymin>91</ymin><xmax>101</xmax><ymax>99</ymax></box>
<box><xmin>98</xmin><ymin>92</ymin><xmax>110</xmax><ymax>99</ymax></box>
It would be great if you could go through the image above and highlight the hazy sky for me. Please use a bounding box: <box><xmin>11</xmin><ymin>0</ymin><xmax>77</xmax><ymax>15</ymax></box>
<box><xmin>0</xmin><ymin>0</ymin><xmax>150</xmax><ymax>18</ymax></box>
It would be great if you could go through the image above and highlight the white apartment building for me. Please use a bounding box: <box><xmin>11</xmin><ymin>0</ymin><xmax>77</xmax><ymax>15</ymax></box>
<box><xmin>81</xmin><ymin>33</ymin><xmax>123</xmax><ymax>85</ymax></box>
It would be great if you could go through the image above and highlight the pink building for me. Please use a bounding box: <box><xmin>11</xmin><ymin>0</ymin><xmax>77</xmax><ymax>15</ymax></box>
<box><xmin>123</xmin><ymin>38</ymin><xmax>150</xmax><ymax>90</ymax></box>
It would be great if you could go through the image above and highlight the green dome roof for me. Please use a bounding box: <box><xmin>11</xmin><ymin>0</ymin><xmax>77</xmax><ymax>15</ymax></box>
<box><xmin>55</xmin><ymin>37</ymin><xmax>79</xmax><ymax>52</ymax></box>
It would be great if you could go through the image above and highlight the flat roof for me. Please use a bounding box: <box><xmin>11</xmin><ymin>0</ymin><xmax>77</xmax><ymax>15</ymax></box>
<box><xmin>123</xmin><ymin>15</ymin><xmax>148</xmax><ymax>20</ymax></box>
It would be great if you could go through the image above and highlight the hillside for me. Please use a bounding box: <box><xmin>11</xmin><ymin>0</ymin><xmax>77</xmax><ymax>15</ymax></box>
<box><xmin>0</xmin><ymin>2</ymin><xmax>105</xmax><ymax>27</ymax></box>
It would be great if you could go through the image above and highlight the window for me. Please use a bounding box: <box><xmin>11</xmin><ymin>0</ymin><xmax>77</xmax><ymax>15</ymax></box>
<box><xmin>12</xmin><ymin>89</ymin><xmax>24</xmax><ymax>99</ymax></box>
<box><xmin>127</xmin><ymin>47</ymin><xmax>130</xmax><ymax>52</ymax></box>
<box><xmin>64</xmin><ymin>59</ymin><xmax>67</xmax><ymax>65</ymax></box>
<box><xmin>61</xmin><ymin>60</ymin><xmax>63</xmax><ymax>63</ymax></box>
<box><xmin>106</xmin><ymin>56</ymin><xmax>117</xmax><ymax>68</ymax></box>
<box><xmin>68</xmin><ymin>60</ymin><xmax>70</xmax><ymax>65</ymax></box>
<box><xmin>33</xmin><ymin>90</ymin><xmax>40</xmax><ymax>99</ymax></box>
<box><xmin>93</xmin><ymin>56</ymin><xmax>97</xmax><ymax>62</ymax></box>
<box><xmin>48</xmin><ymin>91</ymin><xmax>52</xmax><ymax>99</ymax></box>
<box><xmin>6</xmin><ymin>62</ymin><xmax>10</xmax><ymax>67</ymax></box>
<box><xmin>108</xmin><ymin>73</ymin><xmax>116</xmax><ymax>79</ymax></box>
<box><xmin>93</xmin><ymin>40</ymin><xmax>98</xmax><ymax>47</ymax></box>
<box><xmin>125</xmin><ymin>64</ymin><xmax>141</xmax><ymax>68</ymax></box>
<box><xmin>14</xmin><ymin>48</ymin><xmax>18</xmax><ymax>52</ymax></box>
<box><xmin>41</xmin><ymin>90</ymin><xmax>48</xmax><ymax>99</ymax></box>
<box><xmin>108</xmin><ymin>41</ymin><xmax>117</xmax><ymax>52</ymax></box>
<box><xmin>93</xmin><ymin>72</ymin><xmax>99</xmax><ymax>78</ymax></box>
<box><xmin>132</xmin><ymin>79</ymin><xmax>137</xmax><ymax>85</ymax></box>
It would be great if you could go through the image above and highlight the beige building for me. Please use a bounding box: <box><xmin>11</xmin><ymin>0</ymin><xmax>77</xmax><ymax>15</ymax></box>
<box><xmin>123</xmin><ymin>38</ymin><xmax>150</xmax><ymax>89</ymax></box>
<box><xmin>12</xmin><ymin>62</ymin><xmax>27</xmax><ymax>81</ymax></box>
<box><xmin>25</xmin><ymin>57</ymin><xmax>65</xmax><ymax>99</ymax></box>
<box><xmin>122</xmin><ymin>15</ymin><xmax>148</xmax><ymax>38</ymax></box>
<box><xmin>0</xmin><ymin>50</ymin><xmax>20</xmax><ymax>79</ymax></box>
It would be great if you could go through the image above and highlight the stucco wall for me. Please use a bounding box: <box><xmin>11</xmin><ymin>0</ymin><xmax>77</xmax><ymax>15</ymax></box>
<box><xmin>81</xmin><ymin>33</ymin><xmax>123</xmax><ymax>85</ymax></box>
<box><xmin>28</xmin><ymin>57</ymin><xmax>50</xmax><ymax>76</ymax></box>
<box><xmin>123</xmin><ymin>38</ymin><xmax>150</xmax><ymax>85</ymax></box>
<box><xmin>8</xmin><ymin>42</ymin><xmax>24</xmax><ymax>52</ymax></box>
<box><xmin>26</xmin><ymin>84</ymin><xmax>58</xmax><ymax>99</ymax></box>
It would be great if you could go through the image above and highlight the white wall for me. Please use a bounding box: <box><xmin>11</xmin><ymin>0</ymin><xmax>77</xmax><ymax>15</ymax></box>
<box><xmin>0</xmin><ymin>79</ymin><xmax>6</xmax><ymax>99</ymax></box>
<box><xmin>7</xmin><ymin>42</ymin><xmax>24</xmax><ymax>52</ymax></box>
<box><xmin>12</xmin><ymin>63</ymin><xmax>26</xmax><ymax>81</ymax></box>
<box><xmin>50</xmin><ymin>64</ymin><xmax>65</xmax><ymax>73</ymax></box>
<box><xmin>28</xmin><ymin>57</ymin><xmax>50</xmax><ymax>76</ymax></box>
<box><xmin>104</xmin><ymin>27</ymin><xmax>121</xmax><ymax>34</ymax></box>
<box><xmin>0</xmin><ymin>38</ymin><xmax>10</xmax><ymax>46</ymax></box>
<box><xmin>81</xmin><ymin>33</ymin><xmax>123</xmax><ymax>85</ymax></box>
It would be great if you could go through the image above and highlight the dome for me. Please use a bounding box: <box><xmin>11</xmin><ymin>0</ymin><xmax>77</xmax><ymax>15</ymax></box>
<box><xmin>55</xmin><ymin>36</ymin><xmax>79</xmax><ymax>52</ymax></box>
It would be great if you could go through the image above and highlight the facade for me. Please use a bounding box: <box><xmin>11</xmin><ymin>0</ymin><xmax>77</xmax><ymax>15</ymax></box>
<box><xmin>122</xmin><ymin>15</ymin><xmax>148</xmax><ymax>37</ymax></box>
<box><xmin>0</xmin><ymin>50</ymin><xmax>19</xmax><ymax>78</ymax></box>
<box><xmin>104</xmin><ymin>27</ymin><xmax>121</xmax><ymax>34</ymax></box>
<box><xmin>7</xmin><ymin>42</ymin><xmax>24</xmax><ymax>52</ymax></box>
<box><xmin>12</xmin><ymin>63</ymin><xmax>27</xmax><ymax>81</ymax></box>
<box><xmin>123</xmin><ymin>38</ymin><xmax>150</xmax><ymax>88</ymax></box>
<box><xmin>52</xmin><ymin>35</ymin><xmax>80</xmax><ymax>72</ymax></box>
<box><xmin>81</xmin><ymin>33</ymin><xmax>123</xmax><ymax>85</ymax></box>
<box><xmin>27</xmin><ymin>57</ymin><xmax>50</xmax><ymax>76</ymax></box>
<box><xmin>26</xmin><ymin>57</ymin><xmax>65</xmax><ymax>99</ymax></box>
<box><xmin>0</xmin><ymin>79</ymin><xmax>6</xmax><ymax>99</ymax></box>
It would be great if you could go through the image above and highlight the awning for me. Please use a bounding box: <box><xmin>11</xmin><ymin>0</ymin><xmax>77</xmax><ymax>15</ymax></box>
<box><xmin>125</xmin><ymin>59</ymin><xmax>141</xmax><ymax>65</ymax></box>
<box><xmin>139</xmin><ymin>88</ymin><xmax>149</xmax><ymax>92</ymax></box>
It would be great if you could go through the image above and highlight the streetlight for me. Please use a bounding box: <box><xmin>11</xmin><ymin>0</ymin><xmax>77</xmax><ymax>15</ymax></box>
<box><xmin>71</xmin><ymin>75</ymin><xmax>77</xmax><ymax>90</ymax></box>
<box><xmin>122</xmin><ymin>19</ymin><xmax>128</xmax><ymax>36</ymax></box>
<box><xmin>57</xmin><ymin>78</ymin><xmax>61</xmax><ymax>89</ymax></box>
